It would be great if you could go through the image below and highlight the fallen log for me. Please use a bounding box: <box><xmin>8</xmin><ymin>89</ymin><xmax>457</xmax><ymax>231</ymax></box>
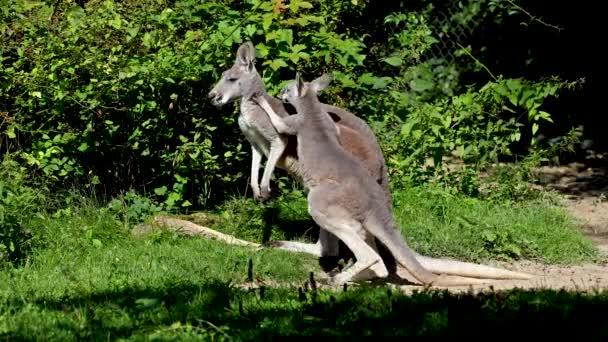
<box><xmin>152</xmin><ymin>215</ymin><xmax>261</xmax><ymax>248</ymax></box>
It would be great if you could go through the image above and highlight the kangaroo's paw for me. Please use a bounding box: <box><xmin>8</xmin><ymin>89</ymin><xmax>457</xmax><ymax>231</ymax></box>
<box><xmin>259</xmin><ymin>186</ymin><xmax>271</xmax><ymax>202</ymax></box>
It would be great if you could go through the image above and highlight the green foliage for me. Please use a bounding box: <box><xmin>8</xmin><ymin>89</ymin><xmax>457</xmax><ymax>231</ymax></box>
<box><xmin>0</xmin><ymin>0</ymin><xmax>584</xmax><ymax>206</ymax></box>
<box><xmin>31</xmin><ymin>201</ymin><xmax>128</xmax><ymax>252</ymax></box>
<box><xmin>375</xmin><ymin>31</ymin><xmax>579</xmax><ymax>192</ymax></box>
<box><xmin>0</xmin><ymin>0</ymin><xmax>381</xmax><ymax>208</ymax></box>
<box><xmin>2</xmin><ymin>0</ymin><xmax>248</xmax><ymax>208</ymax></box>
<box><xmin>107</xmin><ymin>190</ymin><xmax>170</xmax><ymax>226</ymax></box>
<box><xmin>391</xmin><ymin>184</ymin><xmax>597</xmax><ymax>263</ymax></box>
<box><xmin>0</xmin><ymin>155</ymin><xmax>46</xmax><ymax>266</ymax></box>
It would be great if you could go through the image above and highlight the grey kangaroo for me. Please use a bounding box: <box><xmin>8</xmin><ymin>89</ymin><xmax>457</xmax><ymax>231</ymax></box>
<box><xmin>208</xmin><ymin>41</ymin><xmax>392</xmax><ymax>262</ymax></box>
<box><xmin>209</xmin><ymin>42</ymin><xmax>530</xmax><ymax>281</ymax></box>
<box><xmin>254</xmin><ymin>72</ymin><xmax>533</xmax><ymax>285</ymax></box>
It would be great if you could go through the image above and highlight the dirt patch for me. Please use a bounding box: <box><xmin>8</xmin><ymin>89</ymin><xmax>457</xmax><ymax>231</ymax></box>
<box><xmin>387</xmin><ymin>260</ymin><xmax>608</xmax><ymax>295</ymax></box>
<box><xmin>559</xmin><ymin>197</ymin><xmax>608</xmax><ymax>255</ymax></box>
<box><xmin>533</xmin><ymin>152</ymin><xmax>608</xmax><ymax>257</ymax></box>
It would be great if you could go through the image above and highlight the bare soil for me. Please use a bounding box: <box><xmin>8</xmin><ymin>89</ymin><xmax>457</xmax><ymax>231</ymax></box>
<box><xmin>535</xmin><ymin>152</ymin><xmax>608</xmax><ymax>257</ymax></box>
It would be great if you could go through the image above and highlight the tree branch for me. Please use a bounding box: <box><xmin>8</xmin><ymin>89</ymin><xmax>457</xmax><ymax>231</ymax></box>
<box><xmin>151</xmin><ymin>216</ymin><xmax>261</xmax><ymax>248</ymax></box>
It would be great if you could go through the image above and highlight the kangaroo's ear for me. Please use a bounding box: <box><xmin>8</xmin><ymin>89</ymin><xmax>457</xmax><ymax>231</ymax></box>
<box><xmin>310</xmin><ymin>73</ymin><xmax>334</xmax><ymax>93</ymax></box>
<box><xmin>295</xmin><ymin>72</ymin><xmax>306</xmax><ymax>96</ymax></box>
<box><xmin>236</xmin><ymin>42</ymin><xmax>256</xmax><ymax>70</ymax></box>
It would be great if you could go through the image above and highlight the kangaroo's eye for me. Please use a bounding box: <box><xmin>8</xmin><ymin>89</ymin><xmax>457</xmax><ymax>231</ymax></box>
<box><xmin>228</xmin><ymin>78</ymin><xmax>238</xmax><ymax>82</ymax></box>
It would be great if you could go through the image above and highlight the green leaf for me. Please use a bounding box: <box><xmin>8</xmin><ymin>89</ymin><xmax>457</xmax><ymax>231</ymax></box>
<box><xmin>135</xmin><ymin>298</ymin><xmax>161</xmax><ymax>309</ymax></box>
<box><xmin>77</xmin><ymin>142</ymin><xmax>88</xmax><ymax>152</ymax></box>
<box><xmin>410</xmin><ymin>78</ymin><xmax>434</xmax><ymax>92</ymax></box>
<box><xmin>244</xmin><ymin>24</ymin><xmax>257</xmax><ymax>37</ymax></box>
<box><xmin>154</xmin><ymin>186</ymin><xmax>168</xmax><ymax>196</ymax></box>
<box><xmin>110</xmin><ymin>16</ymin><xmax>122</xmax><ymax>30</ymax></box>
<box><xmin>300</xmin><ymin>1</ymin><xmax>314</xmax><ymax>9</ymax></box>
<box><xmin>401</xmin><ymin>121</ymin><xmax>416</xmax><ymax>137</ymax></box>
<box><xmin>126</xmin><ymin>26</ymin><xmax>140</xmax><ymax>42</ymax></box>
<box><xmin>538</xmin><ymin>110</ymin><xmax>553</xmax><ymax>123</ymax></box>
<box><xmin>6</xmin><ymin>126</ymin><xmax>16</xmax><ymax>139</ymax></box>
<box><xmin>262</xmin><ymin>13</ymin><xmax>274</xmax><ymax>31</ymax></box>
<box><xmin>383</xmin><ymin>56</ymin><xmax>402</xmax><ymax>67</ymax></box>
<box><xmin>266</xmin><ymin>59</ymin><xmax>288</xmax><ymax>71</ymax></box>
<box><xmin>532</xmin><ymin>123</ymin><xmax>539</xmax><ymax>135</ymax></box>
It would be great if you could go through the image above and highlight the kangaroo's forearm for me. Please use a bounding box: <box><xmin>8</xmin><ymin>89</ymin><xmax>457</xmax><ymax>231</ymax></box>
<box><xmin>257</xmin><ymin>96</ymin><xmax>298</xmax><ymax>135</ymax></box>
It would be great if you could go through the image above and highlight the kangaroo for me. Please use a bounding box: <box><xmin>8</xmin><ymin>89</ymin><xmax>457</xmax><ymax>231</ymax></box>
<box><xmin>208</xmin><ymin>41</ymin><xmax>392</xmax><ymax>262</ymax></box>
<box><xmin>208</xmin><ymin>42</ymin><xmax>531</xmax><ymax>281</ymax></box>
<box><xmin>254</xmin><ymin>72</ymin><xmax>533</xmax><ymax>285</ymax></box>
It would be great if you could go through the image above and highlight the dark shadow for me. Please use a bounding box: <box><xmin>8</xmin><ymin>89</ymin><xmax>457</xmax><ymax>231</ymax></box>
<box><xmin>260</xmin><ymin>205</ymin><xmax>319</xmax><ymax>243</ymax></box>
<box><xmin>4</xmin><ymin>278</ymin><xmax>608</xmax><ymax>339</ymax></box>
<box><xmin>260</xmin><ymin>202</ymin><xmax>354</xmax><ymax>273</ymax></box>
<box><xmin>535</xmin><ymin>152</ymin><xmax>608</xmax><ymax>198</ymax></box>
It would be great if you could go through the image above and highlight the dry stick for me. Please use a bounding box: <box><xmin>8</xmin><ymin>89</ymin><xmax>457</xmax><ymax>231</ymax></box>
<box><xmin>153</xmin><ymin>216</ymin><xmax>260</xmax><ymax>248</ymax></box>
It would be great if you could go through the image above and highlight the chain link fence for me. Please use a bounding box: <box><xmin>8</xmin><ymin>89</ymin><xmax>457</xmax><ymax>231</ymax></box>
<box><xmin>426</xmin><ymin>3</ymin><xmax>477</xmax><ymax>62</ymax></box>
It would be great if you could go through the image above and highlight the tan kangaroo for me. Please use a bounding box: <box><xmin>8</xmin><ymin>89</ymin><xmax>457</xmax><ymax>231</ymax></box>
<box><xmin>255</xmin><ymin>72</ymin><xmax>533</xmax><ymax>285</ymax></box>
<box><xmin>208</xmin><ymin>42</ymin><xmax>392</xmax><ymax>261</ymax></box>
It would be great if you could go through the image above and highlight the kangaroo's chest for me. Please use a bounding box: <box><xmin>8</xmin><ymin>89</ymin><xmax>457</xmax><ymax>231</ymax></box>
<box><xmin>237</xmin><ymin>102</ymin><xmax>281</xmax><ymax>156</ymax></box>
<box><xmin>238</xmin><ymin>114</ymin><xmax>268</xmax><ymax>155</ymax></box>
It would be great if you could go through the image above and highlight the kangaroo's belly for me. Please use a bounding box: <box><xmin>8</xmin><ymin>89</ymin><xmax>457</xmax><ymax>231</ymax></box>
<box><xmin>238</xmin><ymin>112</ymin><xmax>300</xmax><ymax>174</ymax></box>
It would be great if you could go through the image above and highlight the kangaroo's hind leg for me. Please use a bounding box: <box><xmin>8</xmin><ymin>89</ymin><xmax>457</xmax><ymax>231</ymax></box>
<box><xmin>308</xmin><ymin>185</ymin><xmax>389</xmax><ymax>285</ymax></box>
<box><xmin>258</xmin><ymin>224</ymin><xmax>340</xmax><ymax>256</ymax></box>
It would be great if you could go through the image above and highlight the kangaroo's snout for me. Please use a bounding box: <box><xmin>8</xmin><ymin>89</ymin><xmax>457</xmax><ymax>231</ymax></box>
<box><xmin>208</xmin><ymin>90</ymin><xmax>223</xmax><ymax>107</ymax></box>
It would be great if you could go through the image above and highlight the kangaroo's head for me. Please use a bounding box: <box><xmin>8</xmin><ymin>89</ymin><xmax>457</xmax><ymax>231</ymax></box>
<box><xmin>278</xmin><ymin>73</ymin><xmax>333</xmax><ymax>105</ymax></box>
<box><xmin>208</xmin><ymin>42</ymin><xmax>264</xmax><ymax>107</ymax></box>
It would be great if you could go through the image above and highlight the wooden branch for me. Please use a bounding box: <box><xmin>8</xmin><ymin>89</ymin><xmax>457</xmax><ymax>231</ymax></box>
<box><xmin>152</xmin><ymin>216</ymin><xmax>261</xmax><ymax>248</ymax></box>
<box><xmin>506</xmin><ymin>0</ymin><xmax>563</xmax><ymax>32</ymax></box>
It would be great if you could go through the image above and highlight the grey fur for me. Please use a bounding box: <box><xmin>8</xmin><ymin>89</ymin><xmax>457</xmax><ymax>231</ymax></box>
<box><xmin>209</xmin><ymin>42</ymin><xmax>532</xmax><ymax>282</ymax></box>
<box><xmin>208</xmin><ymin>42</ymin><xmax>391</xmax><ymax>260</ymax></box>
<box><xmin>255</xmin><ymin>72</ymin><xmax>533</xmax><ymax>286</ymax></box>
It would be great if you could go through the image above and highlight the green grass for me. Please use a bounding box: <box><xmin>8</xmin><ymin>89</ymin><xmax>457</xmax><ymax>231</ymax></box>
<box><xmin>0</xmin><ymin>184</ymin><xmax>604</xmax><ymax>339</ymax></box>
<box><xmin>391</xmin><ymin>185</ymin><xmax>599</xmax><ymax>264</ymax></box>
<box><xmin>207</xmin><ymin>184</ymin><xmax>599</xmax><ymax>265</ymax></box>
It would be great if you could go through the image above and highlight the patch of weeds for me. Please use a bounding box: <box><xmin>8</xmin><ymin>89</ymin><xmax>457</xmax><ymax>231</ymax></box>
<box><xmin>392</xmin><ymin>184</ymin><xmax>597</xmax><ymax>264</ymax></box>
<box><xmin>209</xmin><ymin>186</ymin><xmax>316</xmax><ymax>245</ymax></box>
<box><xmin>107</xmin><ymin>190</ymin><xmax>171</xmax><ymax>227</ymax></box>
<box><xmin>0</xmin><ymin>155</ymin><xmax>48</xmax><ymax>267</ymax></box>
<box><xmin>29</xmin><ymin>199</ymin><xmax>129</xmax><ymax>252</ymax></box>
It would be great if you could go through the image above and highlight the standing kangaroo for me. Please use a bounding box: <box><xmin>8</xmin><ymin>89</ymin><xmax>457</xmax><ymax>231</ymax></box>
<box><xmin>255</xmin><ymin>72</ymin><xmax>533</xmax><ymax>285</ymax></box>
<box><xmin>208</xmin><ymin>42</ymin><xmax>392</xmax><ymax>261</ymax></box>
<box><xmin>208</xmin><ymin>42</ymin><xmax>530</xmax><ymax>281</ymax></box>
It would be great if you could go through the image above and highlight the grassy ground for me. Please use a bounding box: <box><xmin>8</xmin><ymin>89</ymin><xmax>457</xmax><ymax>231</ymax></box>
<box><xmin>207</xmin><ymin>184</ymin><xmax>599</xmax><ymax>264</ymax></box>
<box><xmin>0</xmin><ymin>185</ymin><xmax>605</xmax><ymax>339</ymax></box>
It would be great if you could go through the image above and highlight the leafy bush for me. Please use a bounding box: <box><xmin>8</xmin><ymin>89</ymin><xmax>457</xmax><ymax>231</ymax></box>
<box><xmin>0</xmin><ymin>0</ymin><xmax>381</xmax><ymax>208</ymax></box>
<box><xmin>0</xmin><ymin>156</ymin><xmax>46</xmax><ymax>266</ymax></box>
<box><xmin>0</xmin><ymin>0</ymin><xmax>585</xmax><ymax>208</ymax></box>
